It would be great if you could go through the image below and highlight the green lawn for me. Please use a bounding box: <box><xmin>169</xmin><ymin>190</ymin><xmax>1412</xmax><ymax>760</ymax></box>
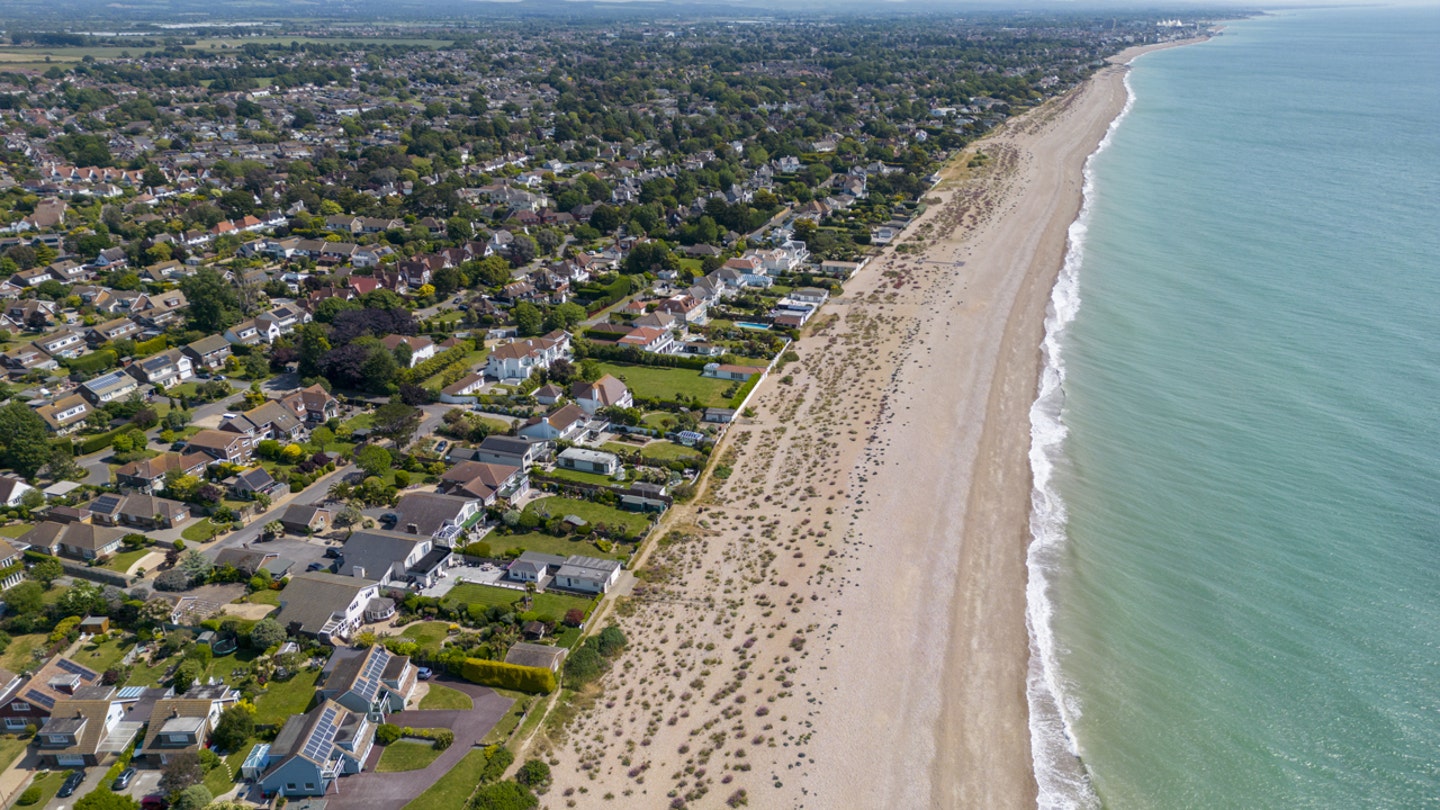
<box><xmin>15</xmin><ymin>769</ymin><xmax>72</xmax><ymax>810</ymax></box>
<box><xmin>341</xmin><ymin>412</ymin><xmax>375</xmax><ymax>434</ymax></box>
<box><xmin>595</xmin><ymin>362</ymin><xmax>737</xmax><ymax>407</ymax></box>
<box><xmin>443</xmin><ymin>583</ymin><xmax>595</xmax><ymax>623</ymax></box>
<box><xmin>72</xmin><ymin>635</ymin><xmax>134</xmax><ymax>674</ymax></box>
<box><xmin>203</xmin><ymin>648</ymin><xmax>262</xmax><ymax>686</ymax></box>
<box><xmin>242</xmin><ymin>589</ymin><xmax>281</xmax><ymax>606</ymax></box>
<box><xmin>182</xmin><ymin>518</ymin><xmax>225</xmax><ymax>543</ymax></box>
<box><xmin>100</xmin><ymin>547</ymin><xmax>151</xmax><ymax>573</ymax></box>
<box><xmin>377</xmin><ymin>740</ymin><xmax>443</xmax><ymax>773</ymax></box>
<box><xmin>640</xmin><ymin>441</ymin><xmax>704</xmax><ymax>464</ymax></box>
<box><xmin>397</xmin><ymin>621</ymin><xmax>451</xmax><ymax>655</ymax></box>
<box><xmin>0</xmin><ymin>523</ymin><xmax>33</xmax><ymax>539</ymax></box>
<box><xmin>486</xmin><ymin>530</ymin><xmax>623</xmax><ymax>561</ymax></box>
<box><xmin>525</xmin><ymin>496</ymin><xmax>651</xmax><ymax>536</ymax></box>
<box><xmin>419</xmin><ymin>683</ymin><xmax>473</xmax><ymax>711</ymax></box>
<box><xmin>0</xmin><ymin>735</ymin><xmax>28</xmax><ymax>772</ymax></box>
<box><xmin>254</xmin><ymin>667</ymin><xmax>322</xmax><ymax>725</ymax></box>
<box><xmin>0</xmin><ymin>633</ymin><xmax>47</xmax><ymax>673</ymax></box>
<box><xmin>480</xmin><ymin>697</ymin><xmax>530</xmax><ymax>747</ymax></box>
<box><xmin>204</xmin><ymin>755</ymin><xmax>238</xmax><ymax>797</ymax></box>
<box><xmin>544</xmin><ymin>466</ymin><xmax>625</xmax><ymax>486</ymax></box>
<box><xmin>402</xmin><ymin>747</ymin><xmax>489</xmax><ymax>810</ymax></box>
<box><xmin>125</xmin><ymin>654</ymin><xmax>175</xmax><ymax>687</ymax></box>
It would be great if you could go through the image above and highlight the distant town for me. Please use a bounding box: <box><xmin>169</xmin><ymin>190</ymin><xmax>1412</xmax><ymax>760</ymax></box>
<box><xmin>0</xmin><ymin>11</ymin><xmax>1202</xmax><ymax>810</ymax></box>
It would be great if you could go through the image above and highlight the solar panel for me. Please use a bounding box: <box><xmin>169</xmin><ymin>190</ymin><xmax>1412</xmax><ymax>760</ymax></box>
<box><xmin>25</xmin><ymin>689</ymin><xmax>55</xmax><ymax>709</ymax></box>
<box><xmin>301</xmin><ymin>705</ymin><xmax>340</xmax><ymax>763</ymax></box>
<box><xmin>117</xmin><ymin>687</ymin><xmax>145</xmax><ymax>699</ymax></box>
<box><xmin>354</xmin><ymin>649</ymin><xmax>387</xmax><ymax>702</ymax></box>
<box><xmin>56</xmin><ymin>659</ymin><xmax>96</xmax><ymax>679</ymax></box>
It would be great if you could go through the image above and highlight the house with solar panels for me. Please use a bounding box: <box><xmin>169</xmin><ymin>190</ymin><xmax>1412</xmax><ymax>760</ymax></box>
<box><xmin>256</xmin><ymin>700</ymin><xmax>375</xmax><ymax>797</ymax></box>
<box><xmin>317</xmin><ymin>645</ymin><xmax>417</xmax><ymax>719</ymax></box>
<box><xmin>0</xmin><ymin>656</ymin><xmax>101</xmax><ymax>733</ymax></box>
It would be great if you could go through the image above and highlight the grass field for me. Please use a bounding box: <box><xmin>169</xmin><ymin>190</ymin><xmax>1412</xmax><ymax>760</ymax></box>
<box><xmin>15</xmin><ymin>770</ymin><xmax>72</xmax><ymax>810</ymax></box>
<box><xmin>0</xmin><ymin>735</ymin><xmax>28</xmax><ymax>772</ymax></box>
<box><xmin>419</xmin><ymin>683</ymin><xmax>473</xmax><ymax>711</ymax></box>
<box><xmin>242</xmin><ymin>589</ymin><xmax>281</xmax><ymax>606</ymax></box>
<box><xmin>100</xmin><ymin>547</ymin><xmax>151</xmax><ymax>573</ymax></box>
<box><xmin>0</xmin><ymin>633</ymin><xmax>47</xmax><ymax>674</ymax></box>
<box><xmin>525</xmin><ymin>496</ymin><xmax>650</xmax><ymax>536</ymax></box>
<box><xmin>377</xmin><ymin>740</ymin><xmax>443</xmax><ymax>773</ymax></box>
<box><xmin>485</xmin><ymin>530</ymin><xmax>623</xmax><ymax>561</ymax></box>
<box><xmin>181</xmin><ymin>518</ymin><xmax>225</xmax><ymax>543</ymax></box>
<box><xmin>403</xmin><ymin>747</ymin><xmax>488</xmax><ymax>810</ymax></box>
<box><xmin>443</xmin><ymin>583</ymin><xmax>594</xmax><ymax>622</ymax></box>
<box><xmin>480</xmin><ymin>697</ymin><xmax>530</xmax><ymax>746</ymax></box>
<box><xmin>595</xmin><ymin>362</ymin><xmax>737</xmax><ymax>407</ymax></box>
<box><xmin>71</xmin><ymin>634</ymin><xmax>134</xmax><ymax>674</ymax></box>
<box><xmin>640</xmin><ymin>440</ymin><xmax>704</xmax><ymax>464</ymax></box>
<box><xmin>254</xmin><ymin>667</ymin><xmax>321</xmax><ymax>725</ymax></box>
<box><xmin>0</xmin><ymin>524</ymin><xmax>34</xmax><ymax>539</ymax></box>
<box><xmin>544</xmin><ymin>466</ymin><xmax>625</xmax><ymax>486</ymax></box>
<box><xmin>398</xmin><ymin>621</ymin><xmax>451</xmax><ymax>654</ymax></box>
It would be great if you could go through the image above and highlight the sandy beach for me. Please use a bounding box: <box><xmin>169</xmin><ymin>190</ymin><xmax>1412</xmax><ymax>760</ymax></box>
<box><xmin>535</xmin><ymin>40</ymin><xmax>1200</xmax><ymax>809</ymax></box>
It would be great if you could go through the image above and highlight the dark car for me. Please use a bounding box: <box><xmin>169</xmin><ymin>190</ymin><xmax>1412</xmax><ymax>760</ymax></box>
<box><xmin>58</xmin><ymin>770</ymin><xmax>86</xmax><ymax>797</ymax></box>
<box><xmin>141</xmin><ymin>795</ymin><xmax>169</xmax><ymax>810</ymax></box>
<box><xmin>324</xmin><ymin>547</ymin><xmax>342</xmax><ymax>559</ymax></box>
<box><xmin>306</xmin><ymin>562</ymin><xmax>325</xmax><ymax>572</ymax></box>
<box><xmin>112</xmin><ymin>766</ymin><xmax>136</xmax><ymax>790</ymax></box>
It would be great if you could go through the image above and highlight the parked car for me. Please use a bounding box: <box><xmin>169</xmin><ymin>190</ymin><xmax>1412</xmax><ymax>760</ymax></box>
<box><xmin>113</xmin><ymin>766</ymin><xmax>136</xmax><ymax>790</ymax></box>
<box><xmin>141</xmin><ymin>795</ymin><xmax>169</xmax><ymax>810</ymax></box>
<box><xmin>306</xmin><ymin>562</ymin><xmax>325</xmax><ymax>572</ymax></box>
<box><xmin>417</xmin><ymin>667</ymin><xmax>433</xmax><ymax>680</ymax></box>
<box><xmin>324</xmin><ymin>547</ymin><xmax>342</xmax><ymax>559</ymax></box>
<box><xmin>58</xmin><ymin>770</ymin><xmax>86</xmax><ymax>797</ymax></box>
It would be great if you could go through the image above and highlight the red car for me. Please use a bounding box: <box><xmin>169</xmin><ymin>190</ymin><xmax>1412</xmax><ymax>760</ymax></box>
<box><xmin>141</xmin><ymin>795</ymin><xmax>168</xmax><ymax>810</ymax></box>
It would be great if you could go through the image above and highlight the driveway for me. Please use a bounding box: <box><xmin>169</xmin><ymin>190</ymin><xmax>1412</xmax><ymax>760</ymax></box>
<box><xmin>323</xmin><ymin>681</ymin><xmax>515</xmax><ymax>810</ymax></box>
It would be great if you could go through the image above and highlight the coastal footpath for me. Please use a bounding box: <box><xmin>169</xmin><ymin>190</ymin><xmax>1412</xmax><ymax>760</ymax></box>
<box><xmin>537</xmin><ymin>38</ymin><xmax>1206</xmax><ymax>810</ymax></box>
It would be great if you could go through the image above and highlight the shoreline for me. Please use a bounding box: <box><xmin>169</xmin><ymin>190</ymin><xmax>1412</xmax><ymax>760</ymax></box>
<box><xmin>537</xmin><ymin>36</ymin><xmax>1209</xmax><ymax>809</ymax></box>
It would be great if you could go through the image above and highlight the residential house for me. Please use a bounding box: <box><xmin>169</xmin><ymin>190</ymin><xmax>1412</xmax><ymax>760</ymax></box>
<box><xmin>256</xmin><ymin>700</ymin><xmax>375</xmax><ymax>797</ymax></box>
<box><xmin>557</xmin><ymin>447</ymin><xmax>621</xmax><ymax>476</ymax></box>
<box><xmin>517</xmin><ymin>403</ymin><xmax>589</xmax><ymax>442</ymax></box>
<box><xmin>114</xmin><ymin>452</ymin><xmax>209</xmax><ymax>495</ymax></box>
<box><xmin>505</xmin><ymin>551</ymin><xmax>568</xmax><ymax>585</ymax></box>
<box><xmin>33</xmin><ymin>331</ymin><xmax>87</xmax><ymax>360</ymax></box>
<box><xmin>18</xmin><ymin>521</ymin><xmax>126</xmax><ymax>561</ymax></box>
<box><xmin>221</xmin><ymin>400</ymin><xmax>307</xmax><ymax>443</ymax></box>
<box><xmin>701</xmin><ymin>363</ymin><xmax>761</xmax><ymax>382</ymax></box>
<box><xmin>141</xmin><ymin>684</ymin><xmax>241</xmax><ymax>766</ymax></box>
<box><xmin>657</xmin><ymin>294</ymin><xmax>707</xmax><ymax>325</ymax></box>
<box><xmin>126</xmin><ymin>348</ymin><xmax>194</xmax><ymax>389</ymax></box>
<box><xmin>618</xmin><ymin>325</ymin><xmax>675</xmax><ymax>354</ymax></box>
<box><xmin>223</xmin><ymin>319</ymin><xmax>263</xmax><ymax>346</ymax></box>
<box><xmin>483</xmin><ymin>331</ymin><xmax>571</xmax><ymax>381</ymax></box>
<box><xmin>186</xmin><ymin>429</ymin><xmax>254</xmax><ymax>465</ymax></box>
<box><xmin>34</xmin><ymin>394</ymin><xmax>91</xmax><ymax>435</ymax></box>
<box><xmin>275</xmin><ymin>572</ymin><xmax>387</xmax><ymax>643</ymax></box>
<box><xmin>86</xmin><ymin>492</ymin><xmax>190</xmax><ymax>530</ymax></box>
<box><xmin>458</xmin><ymin>435</ymin><xmax>549</xmax><ymax>469</ymax></box>
<box><xmin>0</xmin><ymin>656</ymin><xmax>101</xmax><ymax>732</ymax></box>
<box><xmin>340</xmin><ymin>529</ymin><xmax>450</xmax><ymax>590</ymax></box>
<box><xmin>570</xmin><ymin>375</ymin><xmax>632</xmax><ymax>415</ymax></box>
<box><xmin>279</xmin><ymin>384</ymin><xmax>340</xmax><ymax>424</ymax></box>
<box><xmin>504</xmin><ymin>642</ymin><xmax>568</xmax><ymax>673</ymax></box>
<box><xmin>85</xmin><ymin>317</ymin><xmax>143</xmax><ymax>347</ymax></box>
<box><xmin>438</xmin><ymin>462</ymin><xmax>527</xmax><ymax>505</ymax></box>
<box><xmin>551</xmin><ymin>555</ymin><xmax>624</xmax><ymax>594</ymax></box>
<box><xmin>0</xmin><ymin>476</ymin><xmax>37</xmax><ymax>507</ymax></box>
<box><xmin>229</xmin><ymin>467</ymin><xmax>283</xmax><ymax>501</ymax></box>
<box><xmin>0</xmin><ymin>540</ymin><xmax>25</xmax><ymax>590</ymax></box>
<box><xmin>3</xmin><ymin>344</ymin><xmax>60</xmax><ymax>375</ymax></box>
<box><xmin>79</xmin><ymin>370</ymin><xmax>140</xmax><ymax>405</ymax></box>
<box><xmin>318</xmin><ymin>645</ymin><xmax>416</xmax><ymax>719</ymax></box>
<box><xmin>182</xmin><ymin>334</ymin><xmax>232</xmax><ymax>370</ymax></box>
<box><xmin>533</xmin><ymin>384</ymin><xmax>564</xmax><ymax>407</ymax></box>
<box><xmin>379</xmin><ymin>335</ymin><xmax>435</xmax><ymax>368</ymax></box>
<box><xmin>437</xmin><ymin>372</ymin><xmax>486</xmax><ymax>404</ymax></box>
<box><xmin>278</xmin><ymin>504</ymin><xmax>331</xmax><ymax>536</ymax></box>
<box><xmin>35</xmin><ymin>687</ymin><xmax>139</xmax><ymax>767</ymax></box>
<box><xmin>388</xmin><ymin>493</ymin><xmax>482</xmax><ymax>546</ymax></box>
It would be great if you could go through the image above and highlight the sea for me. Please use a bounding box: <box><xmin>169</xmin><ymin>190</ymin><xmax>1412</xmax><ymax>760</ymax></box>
<box><xmin>1025</xmin><ymin>7</ymin><xmax>1440</xmax><ymax>809</ymax></box>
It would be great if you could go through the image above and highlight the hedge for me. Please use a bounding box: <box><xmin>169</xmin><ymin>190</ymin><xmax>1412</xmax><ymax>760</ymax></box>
<box><xmin>63</xmin><ymin>349</ymin><xmax>118</xmax><ymax>375</ymax></box>
<box><xmin>75</xmin><ymin>426</ymin><xmax>135</xmax><ymax>456</ymax></box>
<box><xmin>133</xmin><ymin>335</ymin><xmax>170</xmax><ymax>356</ymax></box>
<box><xmin>575</xmin><ymin>341</ymin><xmax>736</xmax><ymax>370</ymax></box>
<box><xmin>401</xmin><ymin>345</ymin><xmax>467</xmax><ymax>384</ymax></box>
<box><xmin>460</xmin><ymin>658</ymin><xmax>556</xmax><ymax>695</ymax></box>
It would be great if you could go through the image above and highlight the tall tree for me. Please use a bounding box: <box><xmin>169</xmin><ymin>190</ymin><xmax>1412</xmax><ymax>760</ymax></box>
<box><xmin>0</xmin><ymin>403</ymin><xmax>52</xmax><ymax>478</ymax></box>
<box><xmin>179</xmin><ymin>267</ymin><xmax>241</xmax><ymax>333</ymax></box>
<box><xmin>370</xmin><ymin>402</ymin><xmax>422</xmax><ymax>449</ymax></box>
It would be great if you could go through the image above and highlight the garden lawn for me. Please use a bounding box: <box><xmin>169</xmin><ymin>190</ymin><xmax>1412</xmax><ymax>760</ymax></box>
<box><xmin>595</xmin><ymin>362</ymin><xmax>736</xmax><ymax>407</ymax></box>
<box><xmin>181</xmin><ymin>518</ymin><xmax>224</xmax><ymax>543</ymax></box>
<box><xmin>0</xmin><ymin>734</ymin><xmax>27</xmax><ymax>771</ymax></box>
<box><xmin>443</xmin><ymin>583</ymin><xmax>594</xmax><ymax>622</ymax></box>
<box><xmin>204</xmin><ymin>756</ymin><xmax>238</xmax><ymax>797</ymax></box>
<box><xmin>16</xmin><ymin>770</ymin><xmax>72</xmax><ymax>809</ymax></box>
<box><xmin>640</xmin><ymin>441</ymin><xmax>704</xmax><ymax>464</ymax></box>
<box><xmin>377</xmin><ymin>740</ymin><xmax>443</xmax><ymax>773</ymax></box>
<box><xmin>544</xmin><ymin>466</ymin><xmax>624</xmax><ymax>486</ymax></box>
<box><xmin>72</xmin><ymin>635</ymin><xmax>134</xmax><ymax>674</ymax></box>
<box><xmin>397</xmin><ymin>621</ymin><xmax>450</xmax><ymax>654</ymax></box>
<box><xmin>0</xmin><ymin>523</ymin><xmax>33</xmax><ymax>539</ymax></box>
<box><xmin>402</xmin><ymin>747</ymin><xmax>488</xmax><ymax>810</ymax></box>
<box><xmin>480</xmin><ymin>697</ymin><xmax>530</xmax><ymax>747</ymax></box>
<box><xmin>0</xmin><ymin>633</ymin><xmax>47</xmax><ymax>673</ymax></box>
<box><xmin>641</xmin><ymin>411</ymin><xmax>675</xmax><ymax>430</ymax></box>
<box><xmin>486</xmin><ymin>531</ymin><xmax>623</xmax><ymax>561</ymax></box>
<box><xmin>419</xmin><ymin>684</ymin><xmax>472</xmax><ymax>711</ymax></box>
<box><xmin>100</xmin><ymin>547</ymin><xmax>150</xmax><ymax>573</ymax></box>
<box><xmin>242</xmin><ymin>589</ymin><xmax>281</xmax><ymax>606</ymax></box>
<box><xmin>254</xmin><ymin>667</ymin><xmax>322</xmax><ymax>725</ymax></box>
<box><xmin>525</xmin><ymin>496</ymin><xmax>651</xmax><ymax>536</ymax></box>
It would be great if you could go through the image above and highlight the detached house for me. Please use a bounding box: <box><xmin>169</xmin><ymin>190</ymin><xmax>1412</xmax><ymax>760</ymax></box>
<box><xmin>115</xmin><ymin>451</ymin><xmax>209</xmax><ymax>495</ymax></box>
<box><xmin>318</xmin><ymin>645</ymin><xmax>416</xmax><ymax>719</ymax></box>
<box><xmin>438</xmin><ymin>462</ymin><xmax>527</xmax><ymax>505</ymax></box>
<box><xmin>0</xmin><ymin>658</ymin><xmax>100</xmax><ymax>732</ymax></box>
<box><xmin>35</xmin><ymin>394</ymin><xmax>91</xmax><ymax>435</ymax></box>
<box><xmin>18</xmin><ymin>521</ymin><xmax>126</xmax><ymax>561</ymax></box>
<box><xmin>221</xmin><ymin>400</ymin><xmax>307</xmax><ymax>443</ymax></box>
<box><xmin>280</xmin><ymin>384</ymin><xmax>340</xmax><ymax>424</ymax></box>
<box><xmin>256</xmin><ymin>700</ymin><xmax>375</xmax><ymax>798</ymax></box>
<box><xmin>126</xmin><ymin>348</ymin><xmax>194</xmax><ymax>389</ymax></box>
<box><xmin>517</xmin><ymin>403</ymin><xmax>589</xmax><ymax>442</ymax></box>
<box><xmin>33</xmin><ymin>331</ymin><xmax>87</xmax><ymax>360</ymax></box>
<box><xmin>86</xmin><ymin>492</ymin><xmax>191</xmax><ymax>530</ymax></box>
<box><xmin>182</xmin><ymin>334</ymin><xmax>232</xmax><ymax>370</ymax></box>
<box><xmin>186</xmin><ymin>429</ymin><xmax>254</xmax><ymax>465</ymax></box>
<box><xmin>275</xmin><ymin>572</ymin><xmax>389</xmax><ymax>643</ymax></box>
<box><xmin>35</xmin><ymin>686</ymin><xmax>139</xmax><ymax>767</ymax></box>
<box><xmin>79</xmin><ymin>370</ymin><xmax>140</xmax><ymax>405</ymax></box>
<box><xmin>483</xmin><ymin>330</ymin><xmax>571</xmax><ymax>381</ymax></box>
<box><xmin>85</xmin><ymin>317</ymin><xmax>143</xmax><ymax>347</ymax></box>
<box><xmin>379</xmin><ymin>335</ymin><xmax>435</xmax><ymax>368</ymax></box>
<box><xmin>142</xmin><ymin>684</ymin><xmax>241</xmax><ymax>766</ymax></box>
<box><xmin>340</xmin><ymin>530</ymin><xmax>452</xmax><ymax>590</ymax></box>
<box><xmin>389</xmin><ymin>493</ymin><xmax>482</xmax><ymax>545</ymax></box>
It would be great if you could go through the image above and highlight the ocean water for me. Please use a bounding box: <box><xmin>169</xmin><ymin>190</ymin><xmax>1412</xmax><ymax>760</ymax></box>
<box><xmin>1026</xmin><ymin>8</ymin><xmax>1440</xmax><ymax>809</ymax></box>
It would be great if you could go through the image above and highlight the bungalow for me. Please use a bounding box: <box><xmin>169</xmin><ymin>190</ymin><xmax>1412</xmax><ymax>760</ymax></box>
<box><xmin>340</xmin><ymin>530</ymin><xmax>451</xmax><ymax>590</ymax></box>
<box><xmin>278</xmin><ymin>504</ymin><xmax>331</xmax><ymax>536</ymax></box>
<box><xmin>505</xmin><ymin>551</ymin><xmax>567</xmax><ymax>585</ymax></box>
<box><xmin>126</xmin><ymin>348</ymin><xmax>194</xmax><ymax>389</ymax></box>
<box><xmin>115</xmin><ymin>451</ymin><xmax>209</xmax><ymax>495</ymax></box>
<box><xmin>18</xmin><ymin>521</ymin><xmax>126</xmax><ymax>561</ymax></box>
<box><xmin>257</xmin><ymin>700</ymin><xmax>375</xmax><ymax>797</ymax></box>
<box><xmin>35</xmin><ymin>688</ymin><xmax>138</xmax><ymax>768</ymax></box>
<box><xmin>79</xmin><ymin>370</ymin><xmax>140</xmax><ymax>405</ymax></box>
<box><xmin>438</xmin><ymin>372</ymin><xmax>486</xmax><ymax>404</ymax></box>
<box><xmin>318</xmin><ymin>645</ymin><xmax>416</xmax><ymax>718</ymax></box>
<box><xmin>186</xmin><ymin>429</ymin><xmax>254</xmax><ymax>465</ymax></box>
<box><xmin>183</xmin><ymin>334</ymin><xmax>233</xmax><ymax>370</ymax></box>
<box><xmin>0</xmin><ymin>656</ymin><xmax>101</xmax><ymax>732</ymax></box>
<box><xmin>533</xmin><ymin>384</ymin><xmax>564</xmax><ymax>407</ymax></box>
<box><xmin>389</xmin><ymin>493</ymin><xmax>482</xmax><ymax>546</ymax></box>
<box><xmin>702</xmin><ymin>362</ymin><xmax>761</xmax><ymax>382</ymax></box>
<box><xmin>33</xmin><ymin>330</ymin><xmax>87</xmax><ymax>360</ymax></box>
<box><xmin>141</xmin><ymin>684</ymin><xmax>241</xmax><ymax>766</ymax></box>
<box><xmin>229</xmin><ymin>467</ymin><xmax>283</xmax><ymax>500</ymax></box>
<box><xmin>438</xmin><ymin>461</ymin><xmax>527</xmax><ymax>505</ymax></box>
<box><xmin>86</xmin><ymin>492</ymin><xmax>190</xmax><ymax>530</ymax></box>
<box><xmin>551</xmin><ymin>555</ymin><xmax>624</xmax><ymax>595</ymax></box>
<box><xmin>276</xmin><ymin>572</ymin><xmax>387</xmax><ymax>643</ymax></box>
<box><xmin>517</xmin><ymin>403</ymin><xmax>589</xmax><ymax>442</ymax></box>
<box><xmin>379</xmin><ymin>335</ymin><xmax>435</xmax><ymax>368</ymax></box>
<box><xmin>505</xmin><ymin>642</ymin><xmax>568</xmax><ymax>673</ymax></box>
<box><xmin>557</xmin><ymin>447</ymin><xmax>621</xmax><ymax>476</ymax></box>
<box><xmin>35</xmin><ymin>394</ymin><xmax>92</xmax><ymax>435</ymax></box>
<box><xmin>0</xmin><ymin>475</ymin><xmax>37</xmax><ymax>507</ymax></box>
<box><xmin>571</xmin><ymin>375</ymin><xmax>632</xmax><ymax>415</ymax></box>
<box><xmin>460</xmin><ymin>435</ymin><xmax>550</xmax><ymax>469</ymax></box>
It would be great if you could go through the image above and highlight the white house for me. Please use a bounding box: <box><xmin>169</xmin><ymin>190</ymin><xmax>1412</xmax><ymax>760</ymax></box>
<box><xmin>484</xmin><ymin>330</ymin><xmax>570</xmax><ymax>381</ymax></box>
<box><xmin>380</xmin><ymin>335</ymin><xmax>436</xmax><ymax>368</ymax></box>
<box><xmin>571</xmin><ymin>375</ymin><xmax>632</xmax><ymax>415</ymax></box>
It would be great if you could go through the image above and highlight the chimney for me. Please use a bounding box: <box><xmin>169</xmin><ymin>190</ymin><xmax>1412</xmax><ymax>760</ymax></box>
<box><xmin>406</xmin><ymin>523</ymin><xmax>418</xmax><ymax>535</ymax></box>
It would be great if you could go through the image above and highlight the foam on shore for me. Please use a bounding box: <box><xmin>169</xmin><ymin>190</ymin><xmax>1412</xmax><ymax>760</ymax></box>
<box><xmin>1024</xmin><ymin>65</ymin><xmax>1137</xmax><ymax>810</ymax></box>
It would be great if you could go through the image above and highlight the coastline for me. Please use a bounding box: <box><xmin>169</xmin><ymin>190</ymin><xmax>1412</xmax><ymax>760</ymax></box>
<box><xmin>538</xmin><ymin>36</ymin><xmax>1207</xmax><ymax>809</ymax></box>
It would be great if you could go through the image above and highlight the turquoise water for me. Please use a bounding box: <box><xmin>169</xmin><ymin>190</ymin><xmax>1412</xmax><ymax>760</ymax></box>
<box><xmin>1028</xmin><ymin>8</ymin><xmax>1440</xmax><ymax>808</ymax></box>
